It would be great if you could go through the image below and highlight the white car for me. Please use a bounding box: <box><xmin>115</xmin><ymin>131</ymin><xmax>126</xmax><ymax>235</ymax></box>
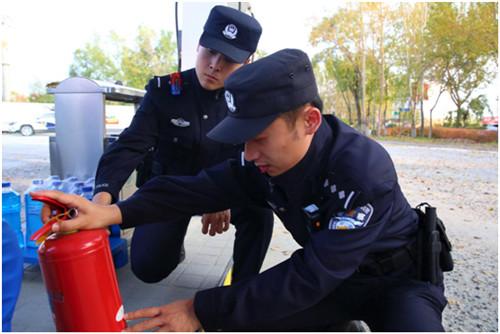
<box><xmin>4</xmin><ymin>112</ymin><xmax>55</xmax><ymax>136</ymax></box>
<box><xmin>486</xmin><ymin>123</ymin><xmax>498</xmax><ymax>131</ymax></box>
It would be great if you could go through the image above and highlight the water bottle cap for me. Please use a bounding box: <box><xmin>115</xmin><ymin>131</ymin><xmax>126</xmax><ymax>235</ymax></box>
<box><xmin>3</xmin><ymin>182</ymin><xmax>11</xmax><ymax>187</ymax></box>
<box><xmin>52</xmin><ymin>181</ymin><xmax>62</xmax><ymax>185</ymax></box>
<box><xmin>82</xmin><ymin>186</ymin><xmax>93</xmax><ymax>191</ymax></box>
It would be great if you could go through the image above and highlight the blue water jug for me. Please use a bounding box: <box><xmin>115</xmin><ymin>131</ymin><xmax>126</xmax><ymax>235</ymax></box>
<box><xmin>50</xmin><ymin>180</ymin><xmax>64</xmax><ymax>192</ymax></box>
<box><xmin>62</xmin><ymin>176</ymin><xmax>78</xmax><ymax>193</ymax></box>
<box><xmin>2</xmin><ymin>182</ymin><xmax>24</xmax><ymax>249</ymax></box>
<box><xmin>69</xmin><ymin>181</ymin><xmax>85</xmax><ymax>196</ymax></box>
<box><xmin>81</xmin><ymin>186</ymin><xmax>94</xmax><ymax>201</ymax></box>
<box><xmin>84</xmin><ymin>178</ymin><xmax>95</xmax><ymax>188</ymax></box>
<box><xmin>24</xmin><ymin>179</ymin><xmax>45</xmax><ymax>249</ymax></box>
<box><xmin>44</xmin><ymin>175</ymin><xmax>61</xmax><ymax>186</ymax></box>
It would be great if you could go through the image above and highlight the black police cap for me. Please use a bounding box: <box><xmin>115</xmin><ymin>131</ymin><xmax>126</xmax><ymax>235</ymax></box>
<box><xmin>199</xmin><ymin>5</ymin><xmax>262</xmax><ymax>63</ymax></box>
<box><xmin>207</xmin><ymin>49</ymin><xmax>319</xmax><ymax>144</ymax></box>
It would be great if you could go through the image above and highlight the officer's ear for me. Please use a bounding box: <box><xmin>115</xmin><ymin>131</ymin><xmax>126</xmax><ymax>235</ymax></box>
<box><xmin>303</xmin><ymin>107</ymin><xmax>322</xmax><ymax>135</ymax></box>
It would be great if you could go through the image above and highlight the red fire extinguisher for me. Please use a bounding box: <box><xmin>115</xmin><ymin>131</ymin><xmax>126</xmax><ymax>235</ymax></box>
<box><xmin>30</xmin><ymin>196</ymin><xmax>127</xmax><ymax>332</ymax></box>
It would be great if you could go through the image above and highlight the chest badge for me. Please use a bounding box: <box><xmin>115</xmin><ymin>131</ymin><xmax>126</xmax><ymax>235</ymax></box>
<box><xmin>171</xmin><ymin>118</ymin><xmax>191</xmax><ymax>127</ymax></box>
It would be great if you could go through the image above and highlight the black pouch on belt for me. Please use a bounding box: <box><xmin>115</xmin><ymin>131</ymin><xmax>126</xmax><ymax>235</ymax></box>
<box><xmin>414</xmin><ymin>203</ymin><xmax>454</xmax><ymax>284</ymax></box>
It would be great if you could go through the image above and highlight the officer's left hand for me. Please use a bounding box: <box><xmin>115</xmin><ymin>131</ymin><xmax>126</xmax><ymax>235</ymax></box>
<box><xmin>201</xmin><ymin>209</ymin><xmax>231</xmax><ymax>236</ymax></box>
<box><xmin>122</xmin><ymin>298</ymin><xmax>201</xmax><ymax>332</ymax></box>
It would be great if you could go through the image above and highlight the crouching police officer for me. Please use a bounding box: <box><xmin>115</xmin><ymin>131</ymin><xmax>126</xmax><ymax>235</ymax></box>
<box><xmin>35</xmin><ymin>49</ymin><xmax>448</xmax><ymax>332</ymax></box>
<box><xmin>92</xmin><ymin>5</ymin><xmax>274</xmax><ymax>283</ymax></box>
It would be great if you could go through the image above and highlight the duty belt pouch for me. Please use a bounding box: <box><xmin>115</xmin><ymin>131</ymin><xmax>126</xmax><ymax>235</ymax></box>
<box><xmin>414</xmin><ymin>203</ymin><xmax>454</xmax><ymax>284</ymax></box>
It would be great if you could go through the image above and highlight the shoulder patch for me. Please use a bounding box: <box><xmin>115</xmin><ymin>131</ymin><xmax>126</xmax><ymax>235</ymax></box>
<box><xmin>328</xmin><ymin>204</ymin><xmax>374</xmax><ymax>230</ymax></box>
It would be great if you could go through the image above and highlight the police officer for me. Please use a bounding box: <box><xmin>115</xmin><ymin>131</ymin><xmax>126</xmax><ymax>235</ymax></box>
<box><xmin>36</xmin><ymin>49</ymin><xmax>448</xmax><ymax>331</ymax></box>
<box><xmin>92</xmin><ymin>5</ymin><xmax>274</xmax><ymax>283</ymax></box>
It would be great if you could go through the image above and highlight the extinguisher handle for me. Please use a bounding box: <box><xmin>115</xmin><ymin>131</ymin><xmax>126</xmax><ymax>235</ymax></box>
<box><xmin>29</xmin><ymin>196</ymin><xmax>72</xmax><ymax>242</ymax></box>
<box><xmin>32</xmin><ymin>195</ymin><xmax>69</xmax><ymax>215</ymax></box>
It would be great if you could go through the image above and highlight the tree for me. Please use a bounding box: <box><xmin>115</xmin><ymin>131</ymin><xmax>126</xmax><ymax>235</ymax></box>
<box><xmin>310</xmin><ymin>5</ymin><xmax>369</xmax><ymax>131</ymax></box>
<box><xmin>365</xmin><ymin>2</ymin><xmax>393</xmax><ymax>136</ymax></box>
<box><xmin>468</xmin><ymin>94</ymin><xmax>491</xmax><ymax>124</ymax></box>
<box><xmin>69</xmin><ymin>25</ymin><xmax>177</xmax><ymax>89</ymax></box>
<box><xmin>427</xmin><ymin>2</ymin><xmax>498</xmax><ymax>127</ymax></box>
<box><xmin>120</xmin><ymin>26</ymin><xmax>177</xmax><ymax>88</ymax></box>
<box><xmin>391</xmin><ymin>3</ymin><xmax>431</xmax><ymax>137</ymax></box>
<box><xmin>28</xmin><ymin>80</ymin><xmax>54</xmax><ymax>103</ymax></box>
<box><xmin>69</xmin><ymin>34</ymin><xmax>120</xmax><ymax>81</ymax></box>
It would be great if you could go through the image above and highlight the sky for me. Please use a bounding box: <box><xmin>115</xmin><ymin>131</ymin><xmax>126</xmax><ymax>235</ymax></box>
<box><xmin>2</xmin><ymin>0</ymin><xmax>336</xmax><ymax>96</ymax></box>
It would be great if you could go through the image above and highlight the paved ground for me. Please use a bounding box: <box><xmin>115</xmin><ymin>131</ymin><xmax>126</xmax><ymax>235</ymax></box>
<box><xmin>11</xmin><ymin>219</ymin><xmax>237</xmax><ymax>332</ymax></box>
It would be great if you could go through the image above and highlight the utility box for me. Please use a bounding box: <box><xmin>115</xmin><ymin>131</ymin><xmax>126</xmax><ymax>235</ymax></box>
<box><xmin>47</xmin><ymin>77</ymin><xmax>145</xmax><ymax>181</ymax></box>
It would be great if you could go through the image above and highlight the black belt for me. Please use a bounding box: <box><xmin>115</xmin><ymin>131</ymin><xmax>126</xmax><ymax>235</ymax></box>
<box><xmin>357</xmin><ymin>239</ymin><xmax>417</xmax><ymax>276</ymax></box>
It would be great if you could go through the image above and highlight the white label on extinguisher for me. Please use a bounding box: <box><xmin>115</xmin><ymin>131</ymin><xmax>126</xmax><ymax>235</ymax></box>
<box><xmin>116</xmin><ymin>305</ymin><xmax>125</xmax><ymax>322</ymax></box>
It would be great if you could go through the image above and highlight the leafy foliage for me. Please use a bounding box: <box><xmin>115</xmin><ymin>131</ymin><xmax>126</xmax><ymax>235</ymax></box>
<box><xmin>310</xmin><ymin>2</ymin><xmax>498</xmax><ymax>133</ymax></box>
<box><xmin>69</xmin><ymin>26</ymin><xmax>177</xmax><ymax>89</ymax></box>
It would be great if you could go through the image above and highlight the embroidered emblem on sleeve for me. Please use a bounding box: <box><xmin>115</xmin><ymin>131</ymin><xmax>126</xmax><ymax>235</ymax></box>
<box><xmin>328</xmin><ymin>204</ymin><xmax>374</xmax><ymax>230</ymax></box>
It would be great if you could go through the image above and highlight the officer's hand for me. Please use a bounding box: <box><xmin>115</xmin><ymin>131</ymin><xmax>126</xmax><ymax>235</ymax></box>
<box><xmin>201</xmin><ymin>209</ymin><xmax>231</xmax><ymax>236</ymax></box>
<box><xmin>123</xmin><ymin>298</ymin><xmax>201</xmax><ymax>332</ymax></box>
<box><xmin>30</xmin><ymin>190</ymin><xmax>122</xmax><ymax>233</ymax></box>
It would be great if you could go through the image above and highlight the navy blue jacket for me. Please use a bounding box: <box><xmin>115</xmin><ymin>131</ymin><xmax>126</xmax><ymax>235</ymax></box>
<box><xmin>94</xmin><ymin>68</ymin><xmax>240</xmax><ymax>202</ymax></box>
<box><xmin>117</xmin><ymin>114</ymin><xmax>419</xmax><ymax>331</ymax></box>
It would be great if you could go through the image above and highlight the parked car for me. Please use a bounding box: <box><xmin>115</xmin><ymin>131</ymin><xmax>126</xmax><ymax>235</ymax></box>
<box><xmin>4</xmin><ymin>112</ymin><xmax>55</xmax><ymax>136</ymax></box>
<box><xmin>486</xmin><ymin>123</ymin><xmax>498</xmax><ymax>131</ymax></box>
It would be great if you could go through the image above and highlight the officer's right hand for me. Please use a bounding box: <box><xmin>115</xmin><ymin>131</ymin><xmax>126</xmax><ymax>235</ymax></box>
<box><xmin>30</xmin><ymin>190</ymin><xmax>123</xmax><ymax>233</ymax></box>
<box><xmin>201</xmin><ymin>209</ymin><xmax>231</xmax><ymax>236</ymax></box>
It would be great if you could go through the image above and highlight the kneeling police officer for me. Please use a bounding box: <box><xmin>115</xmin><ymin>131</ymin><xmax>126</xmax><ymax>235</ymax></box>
<box><xmin>35</xmin><ymin>48</ymin><xmax>449</xmax><ymax>332</ymax></box>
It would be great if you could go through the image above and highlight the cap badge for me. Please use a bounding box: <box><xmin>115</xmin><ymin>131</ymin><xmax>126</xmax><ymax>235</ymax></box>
<box><xmin>222</xmin><ymin>24</ymin><xmax>238</xmax><ymax>39</ymax></box>
<box><xmin>225</xmin><ymin>91</ymin><xmax>236</xmax><ymax>113</ymax></box>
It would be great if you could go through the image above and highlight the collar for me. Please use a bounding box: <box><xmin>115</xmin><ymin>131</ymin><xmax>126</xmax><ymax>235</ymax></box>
<box><xmin>270</xmin><ymin>119</ymin><xmax>333</xmax><ymax>195</ymax></box>
<box><xmin>190</xmin><ymin>68</ymin><xmax>225</xmax><ymax>101</ymax></box>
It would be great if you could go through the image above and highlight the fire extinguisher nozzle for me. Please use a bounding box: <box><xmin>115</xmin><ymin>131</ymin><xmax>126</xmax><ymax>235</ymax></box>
<box><xmin>67</xmin><ymin>208</ymin><xmax>78</xmax><ymax>219</ymax></box>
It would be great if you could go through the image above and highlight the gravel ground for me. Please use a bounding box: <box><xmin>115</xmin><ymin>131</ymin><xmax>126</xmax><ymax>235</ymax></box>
<box><xmin>260</xmin><ymin>141</ymin><xmax>498</xmax><ymax>332</ymax></box>
<box><xmin>2</xmin><ymin>134</ymin><xmax>498</xmax><ymax>331</ymax></box>
<box><xmin>383</xmin><ymin>142</ymin><xmax>498</xmax><ymax>332</ymax></box>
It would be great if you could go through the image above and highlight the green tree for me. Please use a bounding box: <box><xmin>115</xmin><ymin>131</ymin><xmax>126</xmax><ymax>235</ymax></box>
<box><xmin>121</xmin><ymin>26</ymin><xmax>177</xmax><ymax>88</ymax></box>
<box><xmin>69</xmin><ymin>34</ymin><xmax>120</xmax><ymax>81</ymax></box>
<box><xmin>427</xmin><ymin>2</ymin><xmax>498</xmax><ymax>127</ymax></box>
<box><xmin>69</xmin><ymin>26</ymin><xmax>177</xmax><ymax>89</ymax></box>
<box><xmin>310</xmin><ymin>5</ymin><xmax>367</xmax><ymax>131</ymax></box>
<box><xmin>28</xmin><ymin>80</ymin><xmax>54</xmax><ymax>103</ymax></box>
<box><xmin>390</xmin><ymin>3</ymin><xmax>431</xmax><ymax>137</ymax></box>
<box><xmin>468</xmin><ymin>94</ymin><xmax>491</xmax><ymax>125</ymax></box>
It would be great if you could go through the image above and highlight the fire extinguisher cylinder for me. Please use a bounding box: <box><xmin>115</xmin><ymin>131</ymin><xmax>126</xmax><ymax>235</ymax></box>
<box><xmin>38</xmin><ymin>229</ymin><xmax>127</xmax><ymax>332</ymax></box>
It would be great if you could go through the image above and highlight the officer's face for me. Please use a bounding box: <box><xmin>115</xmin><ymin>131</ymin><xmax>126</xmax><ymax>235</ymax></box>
<box><xmin>244</xmin><ymin>107</ymin><xmax>320</xmax><ymax>177</ymax></box>
<box><xmin>195</xmin><ymin>45</ymin><xmax>246</xmax><ymax>91</ymax></box>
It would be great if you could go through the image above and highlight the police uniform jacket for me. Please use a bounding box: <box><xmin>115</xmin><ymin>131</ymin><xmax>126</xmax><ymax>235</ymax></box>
<box><xmin>94</xmin><ymin>68</ymin><xmax>239</xmax><ymax>202</ymax></box>
<box><xmin>116</xmin><ymin>114</ymin><xmax>419</xmax><ymax>331</ymax></box>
